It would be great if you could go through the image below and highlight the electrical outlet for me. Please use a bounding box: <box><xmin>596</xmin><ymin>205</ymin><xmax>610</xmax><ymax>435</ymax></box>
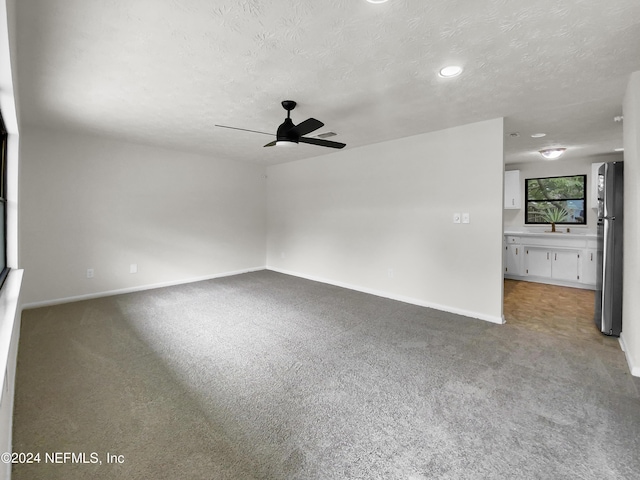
<box><xmin>388</xmin><ymin>268</ymin><xmax>394</xmax><ymax>279</ymax></box>
<box><xmin>130</xmin><ymin>263</ymin><xmax>138</xmax><ymax>274</ymax></box>
<box><xmin>453</xmin><ymin>213</ymin><xmax>461</xmax><ymax>224</ymax></box>
<box><xmin>86</xmin><ymin>268</ymin><xmax>94</xmax><ymax>279</ymax></box>
<box><xmin>462</xmin><ymin>213</ymin><xmax>470</xmax><ymax>224</ymax></box>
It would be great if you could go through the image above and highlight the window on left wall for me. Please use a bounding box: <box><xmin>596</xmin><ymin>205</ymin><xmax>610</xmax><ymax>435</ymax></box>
<box><xmin>0</xmin><ymin>111</ymin><xmax>9</xmax><ymax>289</ymax></box>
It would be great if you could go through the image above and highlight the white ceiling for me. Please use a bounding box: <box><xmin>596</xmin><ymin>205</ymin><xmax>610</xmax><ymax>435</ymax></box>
<box><xmin>14</xmin><ymin>0</ymin><xmax>640</xmax><ymax>165</ymax></box>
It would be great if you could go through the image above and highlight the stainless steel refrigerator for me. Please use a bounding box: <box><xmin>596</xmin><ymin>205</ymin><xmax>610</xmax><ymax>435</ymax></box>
<box><xmin>595</xmin><ymin>161</ymin><xmax>623</xmax><ymax>336</ymax></box>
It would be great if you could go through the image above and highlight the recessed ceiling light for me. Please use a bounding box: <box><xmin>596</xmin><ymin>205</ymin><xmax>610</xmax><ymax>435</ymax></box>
<box><xmin>531</xmin><ymin>133</ymin><xmax>546</xmax><ymax>138</ymax></box>
<box><xmin>438</xmin><ymin>65</ymin><xmax>463</xmax><ymax>78</ymax></box>
<box><xmin>366</xmin><ymin>0</ymin><xmax>388</xmax><ymax>3</ymax></box>
<box><xmin>539</xmin><ymin>148</ymin><xmax>566</xmax><ymax>160</ymax></box>
<box><xmin>614</xmin><ymin>148</ymin><xmax>624</xmax><ymax>152</ymax></box>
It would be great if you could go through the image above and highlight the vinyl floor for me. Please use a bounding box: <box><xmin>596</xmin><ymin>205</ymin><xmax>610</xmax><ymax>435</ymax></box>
<box><xmin>503</xmin><ymin>279</ymin><xmax>616</xmax><ymax>347</ymax></box>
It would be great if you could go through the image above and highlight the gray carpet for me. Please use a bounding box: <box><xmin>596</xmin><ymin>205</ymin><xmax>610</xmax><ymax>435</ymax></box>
<box><xmin>12</xmin><ymin>270</ymin><xmax>640</xmax><ymax>479</ymax></box>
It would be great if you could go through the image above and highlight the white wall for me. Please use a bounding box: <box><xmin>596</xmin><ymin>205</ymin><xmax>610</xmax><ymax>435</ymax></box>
<box><xmin>504</xmin><ymin>155</ymin><xmax>621</xmax><ymax>234</ymax></box>
<box><xmin>621</xmin><ymin>71</ymin><xmax>640</xmax><ymax>376</ymax></box>
<box><xmin>266</xmin><ymin>118</ymin><xmax>505</xmax><ymax>323</ymax></box>
<box><xmin>19</xmin><ymin>127</ymin><xmax>267</xmax><ymax>306</ymax></box>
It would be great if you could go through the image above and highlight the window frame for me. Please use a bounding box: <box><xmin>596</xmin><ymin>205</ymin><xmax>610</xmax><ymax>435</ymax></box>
<box><xmin>0</xmin><ymin>110</ymin><xmax>9</xmax><ymax>289</ymax></box>
<box><xmin>524</xmin><ymin>174</ymin><xmax>587</xmax><ymax>225</ymax></box>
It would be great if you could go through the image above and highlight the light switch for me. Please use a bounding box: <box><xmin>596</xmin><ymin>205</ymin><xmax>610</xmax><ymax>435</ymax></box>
<box><xmin>462</xmin><ymin>213</ymin><xmax>470</xmax><ymax>224</ymax></box>
<box><xmin>453</xmin><ymin>213</ymin><xmax>461</xmax><ymax>224</ymax></box>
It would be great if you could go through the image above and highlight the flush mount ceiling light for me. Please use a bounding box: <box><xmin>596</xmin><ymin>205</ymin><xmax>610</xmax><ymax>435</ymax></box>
<box><xmin>366</xmin><ymin>0</ymin><xmax>389</xmax><ymax>3</ymax></box>
<box><xmin>539</xmin><ymin>148</ymin><xmax>566</xmax><ymax>160</ymax></box>
<box><xmin>614</xmin><ymin>148</ymin><xmax>624</xmax><ymax>152</ymax></box>
<box><xmin>438</xmin><ymin>65</ymin><xmax>463</xmax><ymax>78</ymax></box>
<box><xmin>531</xmin><ymin>133</ymin><xmax>546</xmax><ymax>138</ymax></box>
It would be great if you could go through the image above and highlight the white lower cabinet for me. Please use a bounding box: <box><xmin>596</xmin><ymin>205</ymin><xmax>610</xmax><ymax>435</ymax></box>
<box><xmin>505</xmin><ymin>244</ymin><xmax>522</xmax><ymax>276</ymax></box>
<box><xmin>504</xmin><ymin>233</ymin><xmax>596</xmax><ymax>290</ymax></box>
<box><xmin>551</xmin><ymin>250</ymin><xmax>580</xmax><ymax>282</ymax></box>
<box><xmin>524</xmin><ymin>248</ymin><xmax>579</xmax><ymax>281</ymax></box>
<box><xmin>581</xmin><ymin>249</ymin><xmax>597</xmax><ymax>285</ymax></box>
<box><xmin>525</xmin><ymin>248</ymin><xmax>551</xmax><ymax>277</ymax></box>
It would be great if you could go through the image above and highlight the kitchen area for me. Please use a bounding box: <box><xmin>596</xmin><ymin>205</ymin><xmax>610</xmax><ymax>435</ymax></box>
<box><xmin>503</xmin><ymin>155</ymin><xmax>623</xmax><ymax>339</ymax></box>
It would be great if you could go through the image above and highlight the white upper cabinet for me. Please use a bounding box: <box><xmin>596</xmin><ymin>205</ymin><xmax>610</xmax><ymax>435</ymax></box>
<box><xmin>504</xmin><ymin>170</ymin><xmax>521</xmax><ymax>209</ymax></box>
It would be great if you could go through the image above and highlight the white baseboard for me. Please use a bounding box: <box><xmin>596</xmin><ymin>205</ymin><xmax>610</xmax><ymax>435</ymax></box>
<box><xmin>619</xmin><ymin>335</ymin><xmax>640</xmax><ymax>377</ymax></box>
<box><xmin>267</xmin><ymin>266</ymin><xmax>505</xmax><ymax>325</ymax></box>
<box><xmin>23</xmin><ymin>265</ymin><xmax>505</xmax><ymax>324</ymax></box>
<box><xmin>22</xmin><ymin>266</ymin><xmax>266</xmax><ymax>309</ymax></box>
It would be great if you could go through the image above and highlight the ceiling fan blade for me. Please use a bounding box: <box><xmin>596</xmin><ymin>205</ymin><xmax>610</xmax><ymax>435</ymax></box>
<box><xmin>298</xmin><ymin>137</ymin><xmax>346</xmax><ymax>149</ymax></box>
<box><xmin>290</xmin><ymin>118</ymin><xmax>324</xmax><ymax>137</ymax></box>
<box><xmin>263</xmin><ymin>140</ymin><xmax>277</xmax><ymax>147</ymax></box>
<box><xmin>215</xmin><ymin>125</ymin><xmax>274</xmax><ymax>136</ymax></box>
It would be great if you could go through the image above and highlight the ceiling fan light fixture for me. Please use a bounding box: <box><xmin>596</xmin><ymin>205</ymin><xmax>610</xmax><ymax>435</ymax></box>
<box><xmin>275</xmin><ymin>140</ymin><xmax>297</xmax><ymax>147</ymax></box>
<box><xmin>539</xmin><ymin>148</ymin><xmax>566</xmax><ymax>160</ymax></box>
<box><xmin>438</xmin><ymin>65</ymin><xmax>463</xmax><ymax>78</ymax></box>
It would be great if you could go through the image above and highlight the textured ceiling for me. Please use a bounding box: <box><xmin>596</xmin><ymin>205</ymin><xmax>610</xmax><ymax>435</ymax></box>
<box><xmin>14</xmin><ymin>0</ymin><xmax>640</xmax><ymax>165</ymax></box>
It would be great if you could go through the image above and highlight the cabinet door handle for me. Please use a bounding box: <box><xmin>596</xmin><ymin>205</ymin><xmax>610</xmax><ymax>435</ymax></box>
<box><xmin>591</xmin><ymin>253</ymin><xmax>593</xmax><ymax>261</ymax></box>
<box><xmin>516</xmin><ymin>248</ymin><xmax>518</xmax><ymax>255</ymax></box>
<box><xmin>555</xmin><ymin>253</ymin><xmax>557</xmax><ymax>261</ymax></box>
<box><xmin>512</xmin><ymin>198</ymin><xmax>514</xmax><ymax>206</ymax></box>
<box><xmin>547</xmin><ymin>252</ymin><xmax>549</xmax><ymax>260</ymax></box>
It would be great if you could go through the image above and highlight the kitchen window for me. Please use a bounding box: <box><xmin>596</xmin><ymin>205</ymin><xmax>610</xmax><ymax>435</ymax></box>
<box><xmin>525</xmin><ymin>174</ymin><xmax>587</xmax><ymax>225</ymax></box>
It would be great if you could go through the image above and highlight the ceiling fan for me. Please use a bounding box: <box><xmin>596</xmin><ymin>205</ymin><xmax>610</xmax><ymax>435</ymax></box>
<box><xmin>215</xmin><ymin>100</ymin><xmax>346</xmax><ymax>149</ymax></box>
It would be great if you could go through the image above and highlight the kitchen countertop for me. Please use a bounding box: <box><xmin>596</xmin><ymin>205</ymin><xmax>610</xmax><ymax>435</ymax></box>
<box><xmin>504</xmin><ymin>231</ymin><xmax>596</xmax><ymax>240</ymax></box>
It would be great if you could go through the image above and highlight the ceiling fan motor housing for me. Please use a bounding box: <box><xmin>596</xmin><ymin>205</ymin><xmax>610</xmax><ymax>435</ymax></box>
<box><xmin>277</xmin><ymin>117</ymin><xmax>298</xmax><ymax>143</ymax></box>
